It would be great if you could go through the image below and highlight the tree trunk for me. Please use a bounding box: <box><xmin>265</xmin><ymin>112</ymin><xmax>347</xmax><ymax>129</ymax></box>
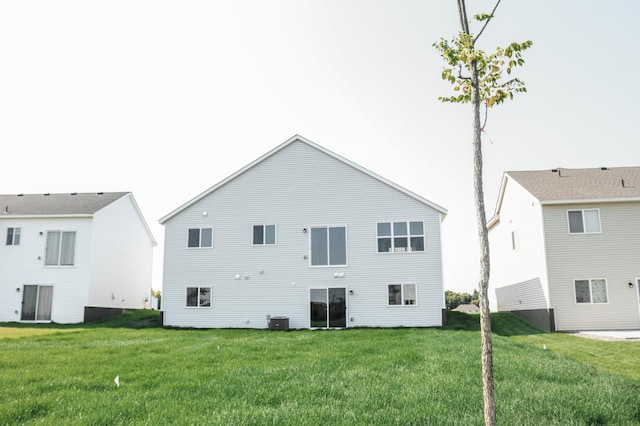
<box><xmin>471</xmin><ymin>58</ymin><xmax>496</xmax><ymax>426</ymax></box>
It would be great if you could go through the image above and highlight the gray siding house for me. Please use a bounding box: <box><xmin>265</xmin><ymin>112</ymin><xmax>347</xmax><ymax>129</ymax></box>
<box><xmin>160</xmin><ymin>135</ymin><xmax>447</xmax><ymax>329</ymax></box>
<box><xmin>488</xmin><ymin>167</ymin><xmax>640</xmax><ymax>331</ymax></box>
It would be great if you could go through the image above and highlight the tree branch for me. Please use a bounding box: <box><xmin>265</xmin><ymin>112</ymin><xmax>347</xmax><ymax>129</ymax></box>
<box><xmin>473</xmin><ymin>0</ymin><xmax>502</xmax><ymax>44</ymax></box>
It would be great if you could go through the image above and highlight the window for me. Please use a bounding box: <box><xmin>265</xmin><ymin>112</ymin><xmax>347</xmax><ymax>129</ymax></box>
<box><xmin>377</xmin><ymin>221</ymin><xmax>425</xmax><ymax>253</ymax></box>
<box><xmin>568</xmin><ymin>209</ymin><xmax>601</xmax><ymax>234</ymax></box>
<box><xmin>310</xmin><ymin>226</ymin><xmax>346</xmax><ymax>266</ymax></box>
<box><xmin>188</xmin><ymin>228</ymin><xmax>213</xmax><ymax>248</ymax></box>
<box><xmin>511</xmin><ymin>229</ymin><xmax>520</xmax><ymax>250</ymax></box>
<box><xmin>45</xmin><ymin>231</ymin><xmax>76</xmax><ymax>266</ymax></box>
<box><xmin>574</xmin><ymin>279</ymin><xmax>608</xmax><ymax>304</ymax></box>
<box><xmin>388</xmin><ymin>283</ymin><xmax>417</xmax><ymax>306</ymax></box>
<box><xmin>253</xmin><ymin>225</ymin><xmax>276</xmax><ymax>245</ymax></box>
<box><xmin>6</xmin><ymin>227</ymin><xmax>20</xmax><ymax>245</ymax></box>
<box><xmin>186</xmin><ymin>286</ymin><xmax>211</xmax><ymax>307</ymax></box>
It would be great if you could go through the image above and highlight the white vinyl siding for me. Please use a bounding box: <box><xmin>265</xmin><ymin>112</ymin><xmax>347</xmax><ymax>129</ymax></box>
<box><xmin>488</xmin><ymin>177</ymin><xmax>550</xmax><ymax>312</ymax></box>
<box><xmin>161</xmin><ymin>139</ymin><xmax>445</xmax><ymax>329</ymax></box>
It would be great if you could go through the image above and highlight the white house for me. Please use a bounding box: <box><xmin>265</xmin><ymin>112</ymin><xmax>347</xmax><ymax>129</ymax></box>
<box><xmin>0</xmin><ymin>192</ymin><xmax>156</xmax><ymax>323</ymax></box>
<box><xmin>488</xmin><ymin>167</ymin><xmax>640</xmax><ymax>332</ymax></box>
<box><xmin>160</xmin><ymin>135</ymin><xmax>447</xmax><ymax>329</ymax></box>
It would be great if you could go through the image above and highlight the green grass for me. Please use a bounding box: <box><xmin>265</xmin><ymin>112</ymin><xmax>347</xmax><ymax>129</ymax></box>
<box><xmin>0</xmin><ymin>311</ymin><xmax>639</xmax><ymax>425</ymax></box>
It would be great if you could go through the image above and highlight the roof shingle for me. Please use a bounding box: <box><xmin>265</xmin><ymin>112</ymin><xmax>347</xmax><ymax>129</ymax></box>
<box><xmin>507</xmin><ymin>167</ymin><xmax>640</xmax><ymax>201</ymax></box>
<box><xmin>0</xmin><ymin>192</ymin><xmax>129</xmax><ymax>216</ymax></box>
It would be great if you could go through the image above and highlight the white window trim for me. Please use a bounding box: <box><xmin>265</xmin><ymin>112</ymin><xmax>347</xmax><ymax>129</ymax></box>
<box><xmin>387</xmin><ymin>282</ymin><xmax>418</xmax><ymax>307</ymax></box>
<box><xmin>308</xmin><ymin>224</ymin><xmax>348</xmax><ymax>268</ymax></box>
<box><xmin>186</xmin><ymin>227</ymin><xmax>214</xmax><ymax>249</ymax></box>
<box><xmin>376</xmin><ymin>221</ymin><xmax>426</xmax><ymax>254</ymax></box>
<box><xmin>567</xmin><ymin>209</ymin><xmax>602</xmax><ymax>234</ymax></box>
<box><xmin>185</xmin><ymin>285</ymin><xmax>212</xmax><ymax>308</ymax></box>
<box><xmin>252</xmin><ymin>224</ymin><xmax>277</xmax><ymax>246</ymax></box>
<box><xmin>44</xmin><ymin>230</ymin><xmax>77</xmax><ymax>267</ymax></box>
<box><xmin>573</xmin><ymin>278</ymin><xmax>609</xmax><ymax>305</ymax></box>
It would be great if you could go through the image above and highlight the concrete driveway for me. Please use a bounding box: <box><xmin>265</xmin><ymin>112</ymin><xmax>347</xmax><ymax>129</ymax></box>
<box><xmin>574</xmin><ymin>330</ymin><xmax>640</xmax><ymax>341</ymax></box>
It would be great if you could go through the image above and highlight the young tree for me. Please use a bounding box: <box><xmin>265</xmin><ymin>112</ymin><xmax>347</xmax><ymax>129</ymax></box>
<box><xmin>434</xmin><ymin>1</ymin><xmax>531</xmax><ymax>424</ymax></box>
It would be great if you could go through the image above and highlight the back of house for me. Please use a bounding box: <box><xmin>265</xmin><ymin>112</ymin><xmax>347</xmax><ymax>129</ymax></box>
<box><xmin>489</xmin><ymin>167</ymin><xmax>640</xmax><ymax>331</ymax></box>
<box><xmin>160</xmin><ymin>135</ymin><xmax>447</xmax><ymax>329</ymax></box>
<box><xmin>0</xmin><ymin>192</ymin><xmax>156</xmax><ymax>323</ymax></box>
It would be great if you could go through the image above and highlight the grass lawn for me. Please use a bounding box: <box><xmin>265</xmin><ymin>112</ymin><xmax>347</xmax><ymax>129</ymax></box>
<box><xmin>0</xmin><ymin>311</ymin><xmax>639</xmax><ymax>425</ymax></box>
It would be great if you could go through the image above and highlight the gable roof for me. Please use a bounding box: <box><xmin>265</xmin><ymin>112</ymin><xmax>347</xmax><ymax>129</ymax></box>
<box><xmin>0</xmin><ymin>192</ymin><xmax>130</xmax><ymax>216</ymax></box>
<box><xmin>0</xmin><ymin>192</ymin><xmax>157</xmax><ymax>245</ymax></box>
<box><xmin>506</xmin><ymin>167</ymin><xmax>640</xmax><ymax>202</ymax></box>
<box><xmin>489</xmin><ymin>166</ymin><xmax>640</xmax><ymax>229</ymax></box>
<box><xmin>453</xmin><ymin>303</ymin><xmax>480</xmax><ymax>312</ymax></box>
<box><xmin>160</xmin><ymin>134</ymin><xmax>447</xmax><ymax>224</ymax></box>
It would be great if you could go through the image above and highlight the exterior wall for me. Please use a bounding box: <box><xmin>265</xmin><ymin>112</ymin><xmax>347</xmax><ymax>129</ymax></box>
<box><xmin>494</xmin><ymin>278</ymin><xmax>547</xmax><ymax>311</ymax></box>
<box><xmin>88</xmin><ymin>194</ymin><xmax>154</xmax><ymax>309</ymax></box>
<box><xmin>162</xmin><ymin>140</ymin><xmax>445</xmax><ymax>328</ymax></box>
<box><xmin>489</xmin><ymin>178</ymin><xmax>549</xmax><ymax>311</ymax></box>
<box><xmin>0</xmin><ymin>217</ymin><xmax>93</xmax><ymax>323</ymax></box>
<box><xmin>543</xmin><ymin>202</ymin><xmax>640</xmax><ymax>331</ymax></box>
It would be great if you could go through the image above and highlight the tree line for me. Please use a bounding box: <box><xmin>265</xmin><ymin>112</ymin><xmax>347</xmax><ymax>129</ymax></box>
<box><xmin>445</xmin><ymin>289</ymin><xmax>479</xmax><ymax>310</ymax></box>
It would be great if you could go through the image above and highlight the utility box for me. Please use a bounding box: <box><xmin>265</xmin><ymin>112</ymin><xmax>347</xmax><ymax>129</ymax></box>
<box><xmin>269</xmin><ymin>316</ymin><xmax>289</xmax><ymax>331</ymax></box>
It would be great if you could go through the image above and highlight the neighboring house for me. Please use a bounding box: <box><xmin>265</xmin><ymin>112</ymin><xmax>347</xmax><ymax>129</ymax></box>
<box><xmin>160</xmin><ymin>135</ymin><xmax>447</xmax><ymax>329</ymax></box>
<box><xmin>453</xmin><ymin>303</ymin><xmax>480</xmax><ymax>313</ymax></box>
<box><xmin>0</xmin><ymin>192</ymin><xmax>156</xmax><ymax>323</ymax></box>
<box><xmin>488</xmin><ymin>167</ymin><xmax>640</xmax><ymax>332</ymax></box>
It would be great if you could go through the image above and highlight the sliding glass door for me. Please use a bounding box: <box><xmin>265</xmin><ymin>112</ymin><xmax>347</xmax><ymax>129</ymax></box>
<box><xmin>310</xmin><ymin>287</ymin><xmax>347</xmax><ymax>328</ymax></box>
<box><xmin>21</xmin><ymin>285</ymin><xmax>53</xmax><ymax>321</ymax></box>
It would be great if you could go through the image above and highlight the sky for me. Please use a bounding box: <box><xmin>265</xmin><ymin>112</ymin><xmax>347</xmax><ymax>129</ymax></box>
<box><xmin>2</xmin><ymin>1</ymin><xmax>639</xmax><ymax>293</ymax></box>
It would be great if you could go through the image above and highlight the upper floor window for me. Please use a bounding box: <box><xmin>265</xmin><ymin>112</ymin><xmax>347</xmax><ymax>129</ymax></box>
<box><xmin>568</xmin><ymin>209</ymin><xmax>601</xmax><ymax>234</ymax></box>
<box><xmin>377</xmin><ymin>221</ymin><xmax>425</xmax><ymax>253</ymax></box>
<box><xmin>45</xmin><ymin>231</ymin><xmax>76</xmax><ymax>266</ymax></box>
<box><xmin>511</xmin><ymin>229</ymin><xmax>520</xmax><ymax>251</ymax></box>
<box><xmin>253</xmin><ymin>225</ymin><xmax>276</xmax><ymax>245</ymax></box>
<box><xmin>186</xmin><ymin>286</ymin><xmax>211</xmax><ymax>307</ymax></box>
<box><xmin>388</xmin><ymin>283</ymin><xmax>417</xmax><ymax>306</ymax></box>
<box><xmin>6</xmin><ymin>227</ymin><xmax>20</xmax><ymax>245</ymax></box>
<box><xmin>188</xmin><ymin>228</ymin><xmax>213</xmax><ymax>248</ymax></box>
<box><xmin>310</xmin><ymin>226</ymin><xmax>346</xmax><ymax>266</ymax></box>
<box><xmin>574</xmin><ymin>279</ymin><xmax>608</xmax><ymax>304</ymax></box>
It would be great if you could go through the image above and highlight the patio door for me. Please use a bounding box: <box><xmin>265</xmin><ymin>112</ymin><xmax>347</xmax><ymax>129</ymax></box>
<box><xmin>310</xmin><ymin>287</ymin><xmax>347</xmax><ymax>328</ymax></box>
<box><xmin>637</xmin><ymin>278</ymin><xmax>640</xmax><ymax>322</ymax></box>
<box><xmin>21</xmin><ymin>285</ymin><xmax>53</xmax><ymax>321</ymax></box>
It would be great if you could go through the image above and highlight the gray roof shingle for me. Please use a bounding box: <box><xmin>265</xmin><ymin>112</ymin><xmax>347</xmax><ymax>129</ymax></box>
<box><xmin>507</xmin><ymin>167</ymin><xmax>640</xmax><ymax>201</ymax></box>
<box><xmin>0</xmin><ymin>192</ymin><xmax>129</xmax><ymax>216</ymax></box>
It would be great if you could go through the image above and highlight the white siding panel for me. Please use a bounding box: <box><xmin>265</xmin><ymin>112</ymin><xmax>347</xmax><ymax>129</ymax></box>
<box><xmin>495</xmin><ymin>278</ymin><xmax>547</xmax><ymax>311</ymax></box>
<box><xmin>544</xmin><ymin>202</ymin><xmax>640</xmax><ymax>331</ymax></box>
<box><xmin>0</xmin><ymin>217</ymin><xmax>92</xmax><ymax>323</ymax></box>
<box><xmin>163</xmin><ymin>140</ymin><xmax>444</xmax><ymax>328</ymax></box>
<box><xmin>489</xmin><ymin>178</ymin><xmax>549</xmax><ymax>311</ymax></box>
<box><xmin>89</xmin><ymin>194</ymin><xmax>155</xmax><ymax>309</ymax></box>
